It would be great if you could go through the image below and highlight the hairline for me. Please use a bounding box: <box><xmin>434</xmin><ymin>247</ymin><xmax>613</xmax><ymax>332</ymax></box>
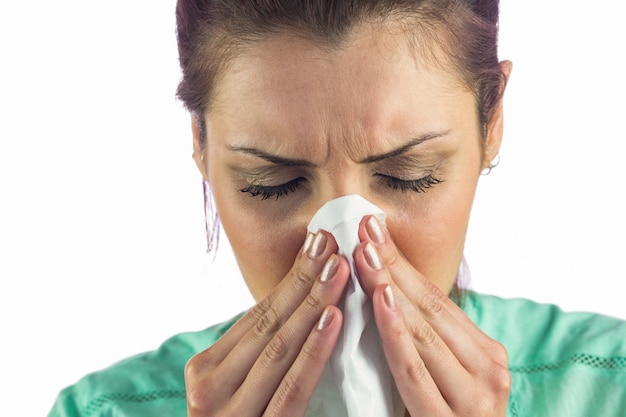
<box><xmin>198</xmin><ymin>13</ymin><xmax>475</xmax><ymax>116</ymax></box>
<box><xmin>196</xmin><ymin>8</ymin><xmax>492</xmax><ymax>156</ymax></box>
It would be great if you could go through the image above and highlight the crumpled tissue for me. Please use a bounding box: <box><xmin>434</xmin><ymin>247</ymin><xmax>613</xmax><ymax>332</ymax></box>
<box><xmin>304</xmin><ymin>194</ymin><xmax>404</xmax><ymax>417</ymax></box>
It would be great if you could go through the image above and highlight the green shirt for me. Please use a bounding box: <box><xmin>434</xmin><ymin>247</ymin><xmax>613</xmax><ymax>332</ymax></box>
<box><xmin>48</xmin><ymin>292</ymin><xmax>626</xmax><ymax>416</ymax></box>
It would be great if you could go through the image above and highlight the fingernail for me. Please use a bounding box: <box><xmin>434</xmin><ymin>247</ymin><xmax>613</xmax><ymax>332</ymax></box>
<box><xmin>383</xmin><ymin>285</ymin><xmax>396</xmax><ymax>309</ymax></box>
<box><xmin>309</xmin><ymin>232</ymin><xmax>327</xmax><ymax>259</ymax></box>
<box><xmin>302</xmin><ymin>232</ymin><xmax>314</xmax><ymax>254</ymax></box>
<box><xmin>366</xmin><ymin>216</ymin><xmax>385</xmax><ymax>244</ymax></box>
<box><xmin>317</xmin><ymin>306</ymin><xmax>334</xmax><ymax>330</ymax></box>
<box><xmin>320</xmin><ymin>255</ymin><xmax>339</xmax><ymax>282</ymax></box>
<box><xmin>364</xmin><ymin>242</ymin><xmax>382</xmax><ymax>270</ymax></box>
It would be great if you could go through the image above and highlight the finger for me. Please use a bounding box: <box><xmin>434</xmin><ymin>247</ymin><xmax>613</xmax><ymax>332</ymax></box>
<box><xmin>263</xmin><ymin>306</ymin><xmax>343</xmax><ymax>416</ymax></box>
<box><xmin>372</xmin><ymin>284</ymin><xmax>451</xmax><ymax>417</ymax></box>
<box><xmin>356</xmin><ymin>215</ymin><xmax>415</xmax><ymax>297</ymax></box>
<box><xmin>434</xmin><ymin>291</ymin><xmax>509</xmax><ymax>366</ymax></box>
<box><xmin>221</xmin><ymin>230</ymin><xmax>337</xmax><ymax>352</ymax></box>
<box><xmin>357</xmin><ymin>249</ymin><xmax>477</xmax><ymax>409</ymax></box>
<box><xmin>359</xmin><ymin>215</ymin><xmax>496</xmax><ymax>340</ymax></box>
<box><xmin>186</xmin><ymin>230</ymin><xmax>339</xmax><ymax>407</ymax></box>
<box><xmin>230</xmin><ymin>255</ymin><xmax>350</xmax><ymax>413</ymax></box>
<box><xmin>358</xmin><ymin>224</ymin><xmax>511</xmax><ymax>414</ymax></box>
<box><xmin>357</xmin><ymin>216</ymin><xmax>506</xmax><ymax>369</ymax></box>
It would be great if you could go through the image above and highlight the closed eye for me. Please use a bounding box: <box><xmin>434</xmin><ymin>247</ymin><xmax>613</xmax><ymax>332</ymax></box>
<box><xmin>375</xmin><ymin>173</ymin><xmax>443</xmax><ymax>193</ymax></box>
<box><xmin>239</xmin><ymin>177</ymin><xmax>306</xmax><ymax>200</ymax></box>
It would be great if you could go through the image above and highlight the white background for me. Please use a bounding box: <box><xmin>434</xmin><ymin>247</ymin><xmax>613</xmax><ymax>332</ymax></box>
<box><xmin>1</xmin><ymin>1</ymin><xmax>624</xmax><ymax>416</ymax></box>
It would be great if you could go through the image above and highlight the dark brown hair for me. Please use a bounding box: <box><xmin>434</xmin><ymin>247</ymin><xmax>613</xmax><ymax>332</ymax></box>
<box><xmin>175</xmin><ymin>0</ymin><xmax>505</xmax><ymax>146</ymax></box>
<box><xmin>175</xmin><ymin>1</ymin><xmax>501</xmax><ymax>300</ymax></box>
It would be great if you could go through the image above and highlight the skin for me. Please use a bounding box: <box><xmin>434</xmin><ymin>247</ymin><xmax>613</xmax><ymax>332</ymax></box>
<box><xmin>187</xmin><ymin>20</ymin><xmax>512</xmax><ymax>417</ymax></box>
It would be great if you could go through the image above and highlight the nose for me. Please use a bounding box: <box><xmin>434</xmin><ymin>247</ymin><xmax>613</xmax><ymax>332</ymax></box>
<box><xmin>300</xmin><ymin>170</ymin><xmax>386</xmax><ymax>226</ymax></box>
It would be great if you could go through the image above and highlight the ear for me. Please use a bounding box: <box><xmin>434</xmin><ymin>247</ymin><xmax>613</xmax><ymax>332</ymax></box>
<box><xmin>191</xmin><ymin>114</ymin><xmax>209</xmax><ymax>181</ymax></box>
<box><xmin>482</xmin><ymin>60</ymin><xmax>513</xmax><ymax>169</ymax></box>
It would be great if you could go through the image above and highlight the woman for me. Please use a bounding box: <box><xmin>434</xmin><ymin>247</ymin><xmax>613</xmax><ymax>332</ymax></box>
<box><xmin>49</xmin><ymin>0</ymin><xmax>626</xmax><ymax>416</ymax></box>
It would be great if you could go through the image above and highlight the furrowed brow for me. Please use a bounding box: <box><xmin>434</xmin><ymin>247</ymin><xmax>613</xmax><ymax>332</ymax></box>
<box><xmin>359</xmin><ymin>130</ymin><xmax>451</xmax><ymax>164</ymax></box>
<box><xmin>228</xmin><ymin>146</ymin><xmax>315</xmax><ymax>167</ymax></box>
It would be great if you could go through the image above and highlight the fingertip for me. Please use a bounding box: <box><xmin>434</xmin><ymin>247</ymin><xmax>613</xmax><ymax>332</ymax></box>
<box><xmin>383</xmin><ymin>284</ymin><xmax>396</xmax><ymax>309</ymax></box>
<box><xmin>316</xmin><ymin>305</ymin><xmax>343</xmax><ymax>332</ymax></box>
<box><xmin>319</xmin><ymin>254</ymin><xmax>351</xmax><ymax>289</ymax></box>
<box><xmin>354</xmin><ymin>243</ymin><xmax>391</xmax><ymax>298</ymax></box>
<box><xmin>373</xmin><ymin>284</ymin><xmax>395</xmax><ymax>309</ymax></box>
<box><xmin>373</xmin><ymin>284</ymin><xmax>399</xmax><ymax>330</ymax></box>
<box><xmin>319</xmin><ymin>229</ymin><xmax>339</xmax><ymax>254</ymax></box>
<box><xmin>363</xmin><ymin>241</ymin><xmax>383</xmax><ymax>270</ymax></box>
<box><xmin>335</xmin><ymin>255</ymin><xmax>351</xmax><ymax>281</ymax></box>
<box><xmin>357</xmin><ymin>215</ymin><xmax>371</xmax><ymax>242</ymax></box>
<box><xmin>314</xmin><ymin>307</ymin><xmax>343</xmax><ymax>354</ymax></box>
<box><xmin>351</xmin><ymin>240</ymin><xmax>366</xmax><ymax>264</ymax></box>
<box><xmin>316</xmin><ymin>306</ymin><xmax>334</xmax><ymax>331</ymax></box>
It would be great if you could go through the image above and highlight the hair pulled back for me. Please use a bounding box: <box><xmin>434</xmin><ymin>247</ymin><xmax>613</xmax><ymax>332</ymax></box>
<box><xmin>175</xmin><ymin>0</ymin><xmax>504</xmax><ymax>142</ymax></box>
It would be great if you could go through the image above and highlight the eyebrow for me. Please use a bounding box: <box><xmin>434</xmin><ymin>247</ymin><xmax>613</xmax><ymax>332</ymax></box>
<box><xmin>358</xmin><ymin>130</ymin><xmax>451</xmax><ymax>163</ymax></box>
<box><xmin>227</xmin><ymin>146</ymin><xmax>316</xmax><ymax>167</ymax></box>
<box><xmin>228</xmin><ymin>130</ymin><xmax>450</xmax><ymax>167</ymax></box>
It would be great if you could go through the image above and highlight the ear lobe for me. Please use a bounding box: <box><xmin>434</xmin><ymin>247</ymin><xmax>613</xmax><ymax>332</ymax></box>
<box><xmin>191</xmin><ymin>114</ymin><xmax>209</xmax><ymax>181</ymax></box>
<box><xmin>483</xmin><ymin>60</ymin><xmax>513</xmax><ymax>168</ymax></box>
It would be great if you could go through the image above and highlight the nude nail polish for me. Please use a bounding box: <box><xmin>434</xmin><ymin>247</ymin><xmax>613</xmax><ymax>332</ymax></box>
<box><xmin>364</xmin><ymin>242</ymin><xmax>383</xmax><ymax>270</ymax></box>
<box><xmin>366</xmin><ymin>216</ymin><xmax>385</xmax><ymax>244</ymax></box>
<box><xmin>383</xmin><ymin>285</ymin><xmax>395</xmax><ymax>309</ymax></box>
<box><xmin>317</xmin><ymin>306</ymin><xmax>334</xmax><ymax>330</ymax></box>
<box><xmin>309</xmin><ymin>232</ymin><xmax>327</xmax><ymax>259</ymax></box>
<box><xmin>320</xmin><ymin>255</ymin><xmax>339</xmax><ymax>282</ymax></box>
<box><xmin>302</xmin><ymin>232</ymin><xmax>314</xmax><ymax>254</ymax></box>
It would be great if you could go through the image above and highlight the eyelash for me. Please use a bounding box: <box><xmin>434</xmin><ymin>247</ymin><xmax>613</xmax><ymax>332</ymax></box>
<box><xmin>240</xmin><ymin>174</ymin><xmax>443</xmax><ymax>200</ymax></box>
<box><xmin>240</xmin><ymin>177</ymin><xmax>305</xmax><ymax>200</ymax></box>
<box><xmin>376</xmin><ymin>174</ymin><xmax>443</xmax><ymax>193</ymax></box>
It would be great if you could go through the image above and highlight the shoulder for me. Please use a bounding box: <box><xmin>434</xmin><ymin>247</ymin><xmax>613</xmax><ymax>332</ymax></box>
<box><xmin>463</xmin><ymin>291</ymin><xmax>626</xmax><ymax>416</ymax></box>
<box><xmin>48</xmin><ymin>313</ymin><xmax>244</xmax><ymax>417</ymax></box>
<box><xmin>462</xmin><ymin>291</ymin><xmax>626</xmax><ymax>360</ymax></box>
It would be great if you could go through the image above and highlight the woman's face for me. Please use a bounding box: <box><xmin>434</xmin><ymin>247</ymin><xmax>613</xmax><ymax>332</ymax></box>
<box><xmin>195</xmin><ymin>23</ymin><xmax>503</xmax><ymax>302</ymax></box>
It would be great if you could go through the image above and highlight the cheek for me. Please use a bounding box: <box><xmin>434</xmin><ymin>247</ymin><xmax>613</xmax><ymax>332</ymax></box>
<box><xmin>211</xmin><ymin>183</ymin><xmax>308</xmax><ymax>301</ymax></box>
<box><xmin>388</xmin><ymin>175</ymin><xmax>478</xmax><ymax>293</ymax></box>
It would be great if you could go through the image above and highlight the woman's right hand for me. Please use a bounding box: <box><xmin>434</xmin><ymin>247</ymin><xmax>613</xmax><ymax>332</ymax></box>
<box><xmin>185</xmin><ymin>230</ymin><xmax>350</xmax><ymax>417</ymax></box>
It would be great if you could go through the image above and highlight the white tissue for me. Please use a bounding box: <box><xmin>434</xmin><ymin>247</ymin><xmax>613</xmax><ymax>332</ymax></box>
<box><xmin>305</xmin><ymin>195</ymin><xmax>403</xmax><ymax>417</ymax></box>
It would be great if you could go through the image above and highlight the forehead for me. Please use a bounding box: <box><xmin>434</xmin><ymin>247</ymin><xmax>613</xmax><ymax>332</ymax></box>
<box><xmin>207</xmin><ymin>21</ymin><xmax>473</xmax><ymax>156</ymax></box>
<box><xmin>230</xmin><ymin>22</ymin><xmax>458</xmax><ymax>83</ymax></box>
<box><xmin>217</xmin><ymin>23</ymin><xmax>463</xmax><ymax>96</ymax></box>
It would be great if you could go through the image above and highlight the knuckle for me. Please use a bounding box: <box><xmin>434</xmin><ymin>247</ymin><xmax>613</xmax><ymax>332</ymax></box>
<box><xmin>186</xmin><ymin>389</ymin><xmax>205</xmax><ymax>414</ymax></box>
<box><xmin>252</xmin><ymin>296</ymin><xmax>272</xmax><ymax>318</ymax></box>
<box><xmin>490</xmin><ymin>363</ymin><xmax>512</xmax><ymax>393</ymax></box>
<box><xmin>418</xmin><ymin>291</ymin><xmax>444</xmax><ymax>318</ymax></box>
<box><xmin>299</xmin><ymin>338</ymin><xmax>322</xmax><ymax>362</ymax></box>
<box><xmin>293</xmin><ymin>264</ymin><xmax>316</xmax><ymax>291</ymax></box>
<box><xmin>184</xmin><ymin>357</ymin><xmax>201</xmax><ymax>382</ymax></box>
<box><xmin>425</xmin><ymin>279</ymin><xmax>447</xmax><ymax>301</ymax></box>
<box><xmin>464</xmin><ymin>363</ymin><xmax>511</xmax><ymax>416</ymax></box>
<box><xmin>185</xmin><ymin>352</ymin><xmax>224</xmax><ymax>415</ymax></box>
<box><xmin>303</xmin><ymin>291</ymin><xmax>321</xmax><ymax>310</ymax></box>
<box><xmin>185</xmin><ymin>350</ymin><xmax>216</xmax><ymax>381</ymax></box>
<box><xmin>272</xmin><ymin>373</ymin><xmax>303</xmax><ymax>412</ymax></box>
<box><xmin>254</xmin><ymin>305</ymin><xmax>282</xmax><ymax>337</ymax></box>
<box><xmin>404</xmin><ymin>360</ymin><xmax>430</xmax><ymax>384</ymax></box>
<box><xmin>410</xmin><ymin>321</ymin><xmax>438</xmax><ymax>348</ymax></box>
<box><xmin>186</xmin><ymin>386</ymin><xmax>211</xmax><ymax>415</ymax></box>
<box><xmin>389</xmin><ymin>318</ymin><xmax>409</xmax><ymax>339</ymax></box>
<box><xmin>186</xmin><ymin>376</ymin><xmax>218</xmax><ymax>415</ymax></box>
<box><xmin>384</xmin><ymin>245</ymin><xmax>404</xmax><ymax>271</ymax></box>
<box><xmin>264</xmin><ymin>332</ymin><xmax>291</xmax><ymax>362</ymax></box>
<box><xmin>488</xmin><ymin>339</ymin><xmax>509</xmax><ymax>365</ymax></box>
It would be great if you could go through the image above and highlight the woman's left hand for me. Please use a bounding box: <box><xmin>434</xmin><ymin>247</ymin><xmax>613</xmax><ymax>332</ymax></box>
<box><xmin>353</xmin><ymin>216</ymin><xmax>511</xmax><ymax>417</ymax></box>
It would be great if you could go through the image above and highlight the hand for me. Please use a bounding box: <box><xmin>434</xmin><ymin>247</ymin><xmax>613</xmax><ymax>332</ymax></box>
<box><xmin>185</xmin><ymin>230</ymin><xmax>350</xmax><ymax>417</ymax></box>
<box><xmin>353</xmin><ymin>216</ymin><xmax>511</xmax><ymax>417</ymax></box>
